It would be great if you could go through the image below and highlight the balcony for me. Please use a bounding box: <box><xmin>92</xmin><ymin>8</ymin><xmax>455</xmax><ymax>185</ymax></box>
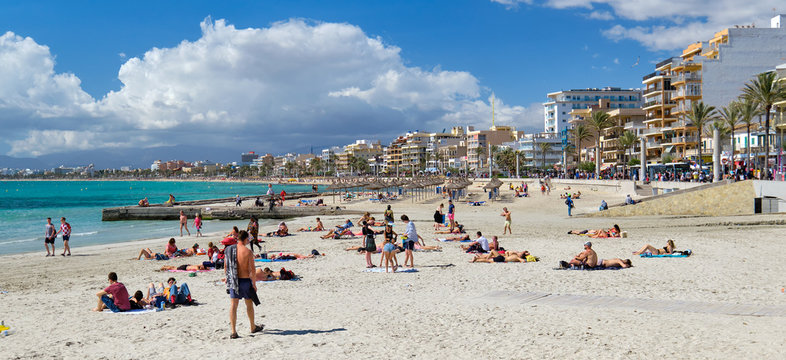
<box><xmin>675</xmin><ymin>89</ymin><xmax>702</xmax><ymax>98</ymax></box>
<box><xmin>643</xmin><ymin>71</ymin><xmax>664</xmax><ymax>82</ymax></box>
<box><xmin>643</xmin><ymin>99</ymin><xmax>677</xmax><ymax>110</ymax></box>
<box><xmin>674</xmin><ymin>73</ymin><xmax>701</xmax><ymax>83</ymax></box>
<box><xmin>656</xmin><ymin>58</ymin><xmax>676</xmax><ymax>69</ymax></box>
<box><xmin>643</xmin><ymin>86</ymin><xmax>663</xmax><ymax>97</ymax></box>
<box><xmin>640</xmin><ymin>127</ymin><xmax>662</xmax><ymax>136</ymax></box>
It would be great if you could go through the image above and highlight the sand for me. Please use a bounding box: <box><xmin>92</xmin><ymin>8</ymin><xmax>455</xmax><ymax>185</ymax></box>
<box><xmin>1</xmin><ymin>181</ymin><xmax>785</xmax><ymax>359</ymax></box>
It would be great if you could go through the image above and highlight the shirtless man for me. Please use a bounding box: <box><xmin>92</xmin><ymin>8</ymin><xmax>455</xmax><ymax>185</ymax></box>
<box><xmin>564</xmin><ymin>241</ymin><xmax>598</xmax><ymax>268</ymax></box>
<box><xmin>500</xmin><ymin>207</ymin><xmax>512</xmax><ymax>235</ymax></box>
<box><xmin>227</xmin><ymin>231</ymin><xmax>262</xmax><ymax>339</ymax></box>
<box><xmin>437</xmin><ymin>234</ymin><xmax>471</xmax><ymax>242</ymax></box>
<box><xmin>179</xmin><ymin>211</ymin><xmax>190</xmax><ymax>237</ymax></box>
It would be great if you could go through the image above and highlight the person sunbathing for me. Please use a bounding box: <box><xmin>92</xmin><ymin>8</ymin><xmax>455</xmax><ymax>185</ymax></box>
<box><xmin>138</xmin><ymin>197</ymin><xmax>149</xmax><ymax>207</ymax></box>
<box><xmin>568</xmin><ymin>224</ymin><xmax>621</xmax><ymax>238</ymax></box>
<box><xmin>358</xmin><ymin>212</ymin><xmax>372</xmax><ymax>225</ymax></box>
<box><xmin>598</xmin><ymin>258</ymin><xmax>632</xmax><ymax>268</ymax></box>
<box><xmin>414</xmin><ymin>243</ymin><xmax>442</xmax><ymax>251</ymax></box>
<box><xmin>137</xmin><ymin>248</ymin><xmax>165</xmax><ymax>260</ymax></box>
<box><xmin>298</xmin><ymin>218</ymin><xmax>325</xmax><ymax>232</ymax></box>
<box><xmin>561</xmin><ymin>241</ymin><xmax>597</xmax><ymax>268</ymax></box>
<box><xmin>128</xmin><ymin>290</ymin><xmax>150</xmax><ymax>309</ymax></box>
<box><xmin>255</xmin><ymin>267</ymin><xmax>296</xmax><ymax>281</ymax></box>
<box><xmin>174</xmin><ymin>244</ymin><xmax>199</xmax><ymax>257</ymax></box>
<box><xmin>367</xmin><ymin>217</ymin><xmax>386</xmax><ymax>226</ymax></box>
<box><xmin>321</xmin><ymin>227</ymin><xmax>354</xmax><ymax>239</ymax></box>
<box><xmin>159</xmin><ymin>264</ymin><xmax>207</xmax><ymax>271</ymax></box>
<box><xmin>470</xmin><ymin>250</ymin><xmax>530</xmax><ymax>263</ymax></box>
<box><xmin>633</xmin><ymin>240</ymin><xmax>675</xmax><ymax>255</ymax></box>
<box><xmin>438</xmin><ymin>234</ymin><xmax>471</xmax><ymax>241</ymax></box>
<box><xmin>434</xmin><ymin>224</ymin><xmax>465</xmax><ymax>234</ymax></box>
<box><xmin>267</xmin><ymin>252</ymin><xmax>322</xmax><ymax>260</ymax></box>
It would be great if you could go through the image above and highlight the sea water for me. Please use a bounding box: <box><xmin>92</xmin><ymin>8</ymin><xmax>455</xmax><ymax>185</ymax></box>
<box><xmin>0</xmin><ymin>180</ymin><xmax>317</xmax><ymax>255</ymax></box>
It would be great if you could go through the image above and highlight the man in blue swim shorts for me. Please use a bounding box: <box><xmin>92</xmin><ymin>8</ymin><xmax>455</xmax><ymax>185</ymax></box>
<box><xmin>226</xmin><ymin>231</ymin><xmax>263</xmax><ymax>339</ymax></box>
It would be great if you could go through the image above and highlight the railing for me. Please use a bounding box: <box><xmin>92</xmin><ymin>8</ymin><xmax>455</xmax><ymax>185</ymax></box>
<box><xmin>656</xmin><ymin>58</ymin><xmax>675</xmax><ymax>69</ymax></box>
<box><xmin>643</xmin><ymin>71</ymin><xmax>662</xmax><ymax>81</ymax></box>
<box><xmin>675</xmin><ymin>73</ymin><xmax>701</xmax><ymax>82</ymax></box>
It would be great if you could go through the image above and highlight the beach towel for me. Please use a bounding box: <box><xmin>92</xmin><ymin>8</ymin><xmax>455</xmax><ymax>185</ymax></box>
<box><xmin>554</xmin><ymin>266</ymin><xmax>625</xmax><ymax>271</ymax></box>
<box><xmin>437</xmin><ymin>238</ymin><xmax>472</xmax><ymax>242</ymax></box>
<box><xmin>225</xmin><ymin>244</ymin><xmax>239</xmax><ymax>295</ymax></box>
<box><xmin>101</xmin><ymin>309</ymin><xmax>158</xmax><ymax>315</ymax></box>
<box><xmin>640</xmin><ymin>253</ymin><xmax>689</xmax><ymax>258</ymax></box>
<box><xmin>363</xmin><ymin>268</ymin><xmax>418</xmax><ymax>273</ymax></box>
<box><xmin>256</xmin><ymin>277</ymin><xmax>301</xmax><ymax>283</ymax></box>
<box><xmin>255</xmin><ymin>258</ymin><xmax>294</xmax><ymax>262</ymax></box>
<box><xmin>166</xmin><ymin>269</ymin><xmax>214</xmax><ymax>273</ymax></box>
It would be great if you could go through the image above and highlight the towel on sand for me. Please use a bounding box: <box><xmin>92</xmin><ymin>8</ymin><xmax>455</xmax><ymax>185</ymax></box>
<box><xmin>363</xmin><ymin>267</ymin><xmax>418</xmax><ymax>273</ymax></box>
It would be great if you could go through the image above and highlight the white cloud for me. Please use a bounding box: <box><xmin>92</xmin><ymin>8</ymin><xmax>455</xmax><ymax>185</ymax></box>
<box><xmin>118</xmin><ymin>52</ymin><xmax>126</xmax><ymax>58</ymax></box>
<box><xmin>1</xmin><ymin>18</ymin><xmax>532</xmax><ymax>157</ymax></box>
<box><xmin>489</xmin><ymin>0</ymin><xmax>534</xmax><ymax>9</ymax></box>
<box><xmin>587</xmin><ymin>10</ymin><xmax>614</xmax><ymax>21</ymax></box>
<box><xmin>493</xmin><ymin>0</ymin><xmax>785</xmax><ymax>50</ymax></box>
<box><xmin>613</xmin><ymin>58</ymin><xmax>619</xmax><ymax>64</ymax></box>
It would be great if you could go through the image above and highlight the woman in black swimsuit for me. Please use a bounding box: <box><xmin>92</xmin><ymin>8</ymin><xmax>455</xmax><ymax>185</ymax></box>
<box><xmin>633</xmin><ymin>239</ymin><xmax>675</xmax><ymax>255</ymax></box>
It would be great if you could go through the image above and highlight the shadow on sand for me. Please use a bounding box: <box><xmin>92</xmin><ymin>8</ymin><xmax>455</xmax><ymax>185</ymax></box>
<box><xmin>264</xmin><ymin>328</ymin><xmax>347</xmax><ymax>336</ymax></box>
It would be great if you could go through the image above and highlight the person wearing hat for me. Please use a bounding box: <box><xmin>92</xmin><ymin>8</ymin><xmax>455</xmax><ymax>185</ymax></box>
<box><xmin>565</xmin><ymin>241</ymin><xmax>597</xmax><ymax>268</ymax></box>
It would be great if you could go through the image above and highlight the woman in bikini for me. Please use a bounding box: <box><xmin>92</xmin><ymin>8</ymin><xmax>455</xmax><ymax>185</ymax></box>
<box><xmin>633</xmin><ymin>239</ymin><xmax>675</xmax><ymax>255</ymax></box>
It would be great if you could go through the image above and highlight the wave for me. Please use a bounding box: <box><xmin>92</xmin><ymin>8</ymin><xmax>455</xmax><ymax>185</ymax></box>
<box><xmin>0</xmin><ymin>238</ymin><xmax>38</xmax><ymax>246</ymax></box>
<box><xmin>72</xmin><ymin>231</ymin><xmax>99</xmax><ymax>237</ymax></box>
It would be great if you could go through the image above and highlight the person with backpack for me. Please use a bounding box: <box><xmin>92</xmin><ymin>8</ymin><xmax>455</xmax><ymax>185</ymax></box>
<box><xmin>565</xmin><ymin>196</ymin><xmax>574</xmax><ymax>217</ymax></box>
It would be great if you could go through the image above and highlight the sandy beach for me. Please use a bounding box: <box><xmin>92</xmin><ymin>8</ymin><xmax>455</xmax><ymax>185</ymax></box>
<box><xmin>2</xmin><ymin>181</ymin><xmax>785</xmax><ymax>359</ymax></box>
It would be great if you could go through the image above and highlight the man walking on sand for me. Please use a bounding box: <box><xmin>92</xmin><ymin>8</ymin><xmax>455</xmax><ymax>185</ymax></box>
<box><xmin>500</xmin><ymin>207</ymin><xmax>512</xmax><ymax>235</ymax></box>
<box><xmin>226</xmin><ymin>230</ymin><xmax>263</xmax><ymax>339</ymax></box>
<box><xmin>179</xmin><ymin>211</ymin><xmax>190</xmax><ymax>236</ymax></box>
<box><xmin>566</xmin><ymin>196</ymin><xmax>574</xmax><ymax>217</ymax></box>
<box><xmin>56</xmin><ymin>217</ymin><xmax>72</xmax><ymax>256</ymax></box>
<box><xmin>44</xmin><ymin>217</ymin><xmax>56</xmax><ymax>256</ymax></box>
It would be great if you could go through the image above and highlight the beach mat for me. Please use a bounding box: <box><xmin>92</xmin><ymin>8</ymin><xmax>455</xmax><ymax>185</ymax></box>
<box><xmin>256</xmin><ymin>277</ymin><xmax>301</xmax><ymax>283</ymax></box>
<box><xmin>102</xmin><ymin>309</ymin><xmax>158</xmax><ymax>315</ymax></box>
<box><xmin>640</xmin><ymin>250</ymin><xmax>692</xmax><ymax>258</ymax></box>
<box><xmin>255</xmin><ymin>258</ymin><xmax>294</xmax><ymax>262</ymax></box>
<box><xmin>363</xmin><ymin>268</ymin><xmax>418</xmax><ymax>273</ymax></box>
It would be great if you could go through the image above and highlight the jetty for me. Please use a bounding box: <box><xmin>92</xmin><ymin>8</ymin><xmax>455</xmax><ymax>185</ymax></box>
<box><xmin>102</xmin><ymin>192</ymin><xmax>363</xmax><ymax>221</ymax></box>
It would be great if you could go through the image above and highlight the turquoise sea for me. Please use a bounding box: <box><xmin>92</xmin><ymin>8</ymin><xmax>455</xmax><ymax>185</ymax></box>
<box><xmin>0</xmin><ymin>181</ymin><xmax>316</xmax><ymax>255</ymax></box>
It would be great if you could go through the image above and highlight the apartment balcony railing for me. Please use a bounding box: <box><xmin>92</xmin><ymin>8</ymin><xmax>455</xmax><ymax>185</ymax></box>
<box><xmin>675</xmin><ymin>89</ymin><xmax>701</xmax><ymax>98</ymax></box>
<box><xmin>675</xmin><ymin>73</ymin><xmax>701</xmax><ymax>82</ymax></box>
<box><xmin>643</xmin><ymin>99</ymin><xmax>677</xmax><ymax>108</ymax></box>
<box><xmin>640</xmin><ymin>127</ymin><xmax>662</xmax><ymax>136</ymax></box>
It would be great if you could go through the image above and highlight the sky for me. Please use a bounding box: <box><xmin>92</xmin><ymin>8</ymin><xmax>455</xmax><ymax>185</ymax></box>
<box><xmin>0</xmin><ymin>0</ymin><xmax>783</xmax><ymax>161</ymax></box>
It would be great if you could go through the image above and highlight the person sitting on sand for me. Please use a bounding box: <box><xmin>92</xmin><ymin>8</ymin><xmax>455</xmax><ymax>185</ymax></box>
<box><xmin>165</xmin><ymin>194</ymin><xmax>176</xmax><ymax>207</ymax></box>
<box><xmin>461</xmin><ymin>232</ymin><xmax>490</xmax><ymax>253</ymax></box>
<box><xmin>563</xmin><ymin>241</ymin><xmax>597</xmax><ymax>268</ymax></box>
<box><xmin>160</xmin><ymin>264</ymin><xmax>208</xmax><ymax>271</ymax></box>
<box><xmin>489</xmin><ymin>236</ymin><xmax>504</xmax><ymax>252</ymax></box>
<box><xmin>358</xmin><ymin>212</ymin><xmax>372</xmax><ymax>225</ymax></box>
<box><xmin>165</xmin><ymin>238</ymin><xmax>178</xmax><ymax>257</ymax></box>
<box><xmin>265</xmin><ymin>222</ymin><xmax>289</xmax><ymax>237</ymax></box>
<box><xmin>298</xmin><ymin>218</ymin><xmax>325</xmax><ymax>232</ymax></box>
<box><xmin>572</xmin><ymin>191</ymin><xmax>582</xmax><ymax>199</ymax></box>
<box><xmin>254</xmin><ymin>197</ymin><xmax>264</xmax><ymax>207</ymax></box>
<box><xmin>438</xmin><ymin>234</ymin><xmax>471</xmax><ymax>242</ymax></box>
<box><xmin>633</xmin><ymin>240</ymin><xmax>676</xmax><ymax>255</ymax></box>
<box><xmin>597</xmin><ymin>258</ymin><xmax>632</xmax><ymax>268</ymax></box>
<box><xmin>93</xmin><ymin>272</ymin><xmax>131</xmax><ymax>313</ymax></box>
<box><xmin>138</xmin><ymin>197</ymin><xmax>149</xmax><ymax>207</ymax></box>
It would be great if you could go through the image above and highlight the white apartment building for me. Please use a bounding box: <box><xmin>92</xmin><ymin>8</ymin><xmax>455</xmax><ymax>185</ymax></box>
<box><xmin>543</xmin><ymin>87</ymin><xmax>643</xmax><ymax>135</ymax></box>
<box><xmin>503</xmin><ymin>132</ymin><xmax>563</xmax><ymax>168</ymax></box>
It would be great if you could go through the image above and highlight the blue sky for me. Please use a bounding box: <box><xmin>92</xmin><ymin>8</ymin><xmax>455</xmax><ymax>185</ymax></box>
<box><xmin>0</xmin><ymin>0</ymin><xmax>781</xmax><ymax>160</ymax></box>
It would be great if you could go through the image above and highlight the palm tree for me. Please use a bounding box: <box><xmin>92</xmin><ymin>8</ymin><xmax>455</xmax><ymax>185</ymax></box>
<box><xmin>738</xmin><ymin>98</ymin><xmax>762</xmax><ymax>169</ymax></box>
<box><xmin>570</xmin><ymin>124</ymin><xmax>593</xmax><ymax>169</ymax></box>
<box><xmin>685</xmin><ymin>101</ymin><xmax>718</xmax><ymax>170</ymax></box>
<box><xmin>719</xmin><ymin>102</ymin><xmax>741</xmax><ymax>161</ymax></box>
<box><xmin>587</xmin><ymin>112</ymin><xmax>612</xmax><ymax>175</ymax></box>
<box><xmin>489</xmin><ymin>145</ymin><xmax>499</xmax><ymax>174</ymax></box>
<box><xmin>434</xmin><ymin>152</ymin><xmax>444</xmax><ymax>173</ymax></box>
<box><xmin>474</xmin><ymin>146</ymin><xmax>485</xmax><ymax>175</ymax></box>
<box><xmin>309</xmin><ymin>157</ymin><xmax>324</xmax><ymax>176</ymax></box>
<box><xmin>537</xmin><ymin>142</ymin><xmax>552</xmax><ymax>168</ymax></box>
<box><xmin>618</xmin><ymin>131</ymin><xmax>638</xmax><ymax>176</ymax></box>
<box><xmin>743</xmin><ymin>71</ymin><xmax>786</xmax><ymax>177</ymax></box>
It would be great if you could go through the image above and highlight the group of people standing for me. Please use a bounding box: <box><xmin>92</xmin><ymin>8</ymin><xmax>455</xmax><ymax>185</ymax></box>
<box><xmin>44</xmin><ymin>217</ymin><xmax>71</xmax><ymax>256</ymax></box>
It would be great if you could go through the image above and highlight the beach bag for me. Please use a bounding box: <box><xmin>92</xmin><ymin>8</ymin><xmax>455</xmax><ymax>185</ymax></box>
<box><xmin>565</xmin><ymin>199</ymin><xmax>571</xmax><ymax>206</ymax></box>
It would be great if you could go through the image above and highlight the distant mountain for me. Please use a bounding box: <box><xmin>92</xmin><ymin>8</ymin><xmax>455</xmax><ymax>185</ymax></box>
<box><xmin>0</xmin><ymin>145</ymin><xmax>242</xmax><ymax>170</ymax></box>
